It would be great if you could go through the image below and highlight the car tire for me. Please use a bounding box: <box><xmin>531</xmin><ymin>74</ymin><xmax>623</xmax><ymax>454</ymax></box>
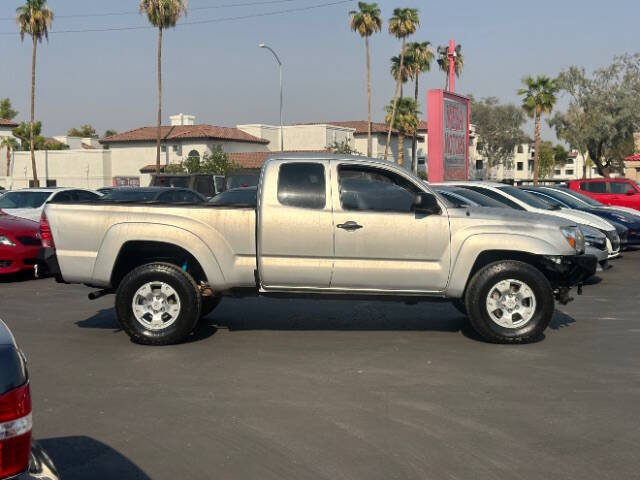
<box><xmin>464</xmin><ymin>260</ymin><xmax>554</xmax><ymax>344</ymax></box>
<box><xmin>451</xmin><ymin>299</ymin><xmax>467</xmax><ymax>316</ymax></box>
<box><xmin>200</xmin><ymin>296</ymin><xmax>222</xmax><ymax>318</ymax></box>
<box><xmin>115</xmin><ymin>262</ymin><xmax>201</xmax><ymax>345</ymax></box>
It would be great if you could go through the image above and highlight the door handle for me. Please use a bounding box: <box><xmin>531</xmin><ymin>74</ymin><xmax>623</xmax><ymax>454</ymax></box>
<box><xmin>337</xmin><ymin>221</ymin><xmax>363</xmax><ymax>231</ymax></box>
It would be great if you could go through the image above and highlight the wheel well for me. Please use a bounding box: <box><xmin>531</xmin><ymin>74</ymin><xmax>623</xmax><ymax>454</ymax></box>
<box><xmin>110</xmin><ymin>241</ymin><xmax>207</xmax><ymax>288</ymax></box>
<box><xmin>465</xmin><ymin>250</ymin><xmax>545</xmax><ymax>292</ymax></box>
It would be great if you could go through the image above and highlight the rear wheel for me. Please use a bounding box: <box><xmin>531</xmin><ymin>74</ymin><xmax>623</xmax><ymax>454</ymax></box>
<box><xmin>465</xmin><ymin>261</ymin><xmax>554</xmax><ymax>344</ymax></box>
<box><xmin>115</xmin><ymin>262</ymin><xmax>201</xmax><ymax>345</ymax></box>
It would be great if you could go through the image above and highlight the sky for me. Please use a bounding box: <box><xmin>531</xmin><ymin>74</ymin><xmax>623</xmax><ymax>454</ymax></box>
<box><xmin>0</xmin><ymin>0</ymin><xmax>638</xmax><ymax>138</ymax></box>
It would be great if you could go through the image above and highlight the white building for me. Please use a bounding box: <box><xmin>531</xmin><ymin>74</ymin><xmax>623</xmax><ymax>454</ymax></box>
<box><xmin>0</xmin><ymin>118</ymin><xmax>18</xmax><ymax>181</ymax></box>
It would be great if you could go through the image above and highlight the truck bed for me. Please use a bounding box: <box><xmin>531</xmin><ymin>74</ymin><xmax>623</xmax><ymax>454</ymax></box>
<box><xmin>44</xmin><ymin>201</ymin><xmax>257</xmax><ymax>289</ymax></box>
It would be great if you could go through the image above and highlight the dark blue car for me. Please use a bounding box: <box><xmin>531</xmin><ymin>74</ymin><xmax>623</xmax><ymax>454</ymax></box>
<box><xmin>521</xmin><ymin>186</ymin><xmax>640</xmax><ymax>247</ymax></box>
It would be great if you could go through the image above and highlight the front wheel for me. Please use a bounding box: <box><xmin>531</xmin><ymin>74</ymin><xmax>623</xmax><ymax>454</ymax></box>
<box><xmin>115</xmin><ymin>262</ymin><xmax>201</xmax><ymax>345</ymax></box>
<box><xmin>464</xmin><ymin>261</ymin><xmax>554</xmax><ymax>344</ymax></box>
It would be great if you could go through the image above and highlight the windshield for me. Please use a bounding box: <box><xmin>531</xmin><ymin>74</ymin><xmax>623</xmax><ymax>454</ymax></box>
<box><xmin>101</xmin><ymin>190</ymin><xmax>159</xmax><ymax>202</ymax></box>
<box><xmin>448</xmin><ymin>188</ymin><xmax>506</xmax><ymax>208</ymax></box>
<box><xmin>226</xmin><ymin>174</ymin><xmax>259</xmax><ymax>190</ymax></box>
<box><xmin>497</xmin><ymin>186</ymin><xmax>557</xmax><ymax>210</ymax></box>
<box><xmin>0</xmin><ymin>191</ymin><xmax>51</xmax><ymax>209</ymax></box>
<box><xmin>556</xmin><ymin>187</ymin><xmax>603</xmax><ymax>207</ymax></box>
<box><xmin>532</xmin><ymin>189</ymin><xmax>587</xmax><ymax>209</ymax></box>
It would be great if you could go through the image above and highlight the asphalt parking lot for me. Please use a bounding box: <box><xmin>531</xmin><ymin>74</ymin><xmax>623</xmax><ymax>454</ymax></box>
<box><xmin>1</xmin><ymin>253</ymin><xmax>639</xmax><ymax>480</ymax></box>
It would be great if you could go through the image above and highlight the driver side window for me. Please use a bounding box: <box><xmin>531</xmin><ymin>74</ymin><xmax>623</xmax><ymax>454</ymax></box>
<box><xmin>338</xmin><ymin>165</ymin><xmax>421</xmax><ymax>213</ymax></box>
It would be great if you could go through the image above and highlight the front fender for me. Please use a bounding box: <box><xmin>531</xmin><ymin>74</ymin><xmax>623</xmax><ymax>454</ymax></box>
<box><xmin>92</xmin><ymin>222</ymin><xmax>226</xmax><ymax>288</ymax></box>
<box><xmin>446</xmin><ymin>233</ymin><xmax>566</xmax><ymax>297</ymax></box>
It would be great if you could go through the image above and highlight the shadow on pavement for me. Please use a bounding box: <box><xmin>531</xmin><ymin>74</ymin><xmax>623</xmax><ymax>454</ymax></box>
<box><xmin>549</xmin><ymin>310</ymin><xmax>576</xmax><ymax>330</ymax></box>
<box><xmin>39</xmin><ymin>436</ymin><xmax>151</xmax><ymax>480</ymax></box>
<box><xmin>75</xmin><ymin>308</ymin><xmax>121</xmax><ymax>331</ymax></box>
<box><xmin>0</xmin><ymin>270</ymin><xmax>39</xmax><ymax>284</ymax></box>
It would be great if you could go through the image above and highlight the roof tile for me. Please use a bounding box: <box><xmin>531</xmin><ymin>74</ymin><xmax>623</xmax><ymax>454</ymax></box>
<box><xmin>102</xmin><ymin>125</ymin><xmax>269</xmax><ymax>145</ymax></box>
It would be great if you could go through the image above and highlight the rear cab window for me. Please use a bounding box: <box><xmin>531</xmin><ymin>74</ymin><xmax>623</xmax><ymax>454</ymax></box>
<box><xmin>581</xmin><ymin>181</ymin><xmax>606</xmax><ymax>193</ymax></box>
<box><xmin>277</xmin><ymin>163</ymin><xmax>326</xmax><ymax>209</ymax></box>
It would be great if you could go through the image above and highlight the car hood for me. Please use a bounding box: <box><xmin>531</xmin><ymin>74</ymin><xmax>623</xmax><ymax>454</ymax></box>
<box><xmin>0</xmin><ymin>212</ymin><xmax>39</xmax><ymax>236</ymax></box>
<box><xmin>0</xmin><ymin>207</ymin><xmax>43</xmax><ymax>223</ymax></box>
<box><xmin>453</xmin><ymin>206</ymin><xmax>576</xmax><ymax>229</ymax></box>
<box><xmin>533</xmin><ymin>207</ymin><xmax>616</xmax><ymax>231</ymax></box>
<box><xmin>601</xmin><ymin>205</ymin><xmax>640</xmax><ymax>219</ymax></box>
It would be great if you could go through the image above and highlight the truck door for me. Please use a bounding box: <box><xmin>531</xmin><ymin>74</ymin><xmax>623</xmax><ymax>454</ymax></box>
<box><xmin>257</xmin><ymin>160</ymin><xmax>334</xmax><ymax>289</ymax></box>
<box><xmin>330</xmin><ymin>162</ymin><xmax>450</xmax><ymax>293</ymax></box>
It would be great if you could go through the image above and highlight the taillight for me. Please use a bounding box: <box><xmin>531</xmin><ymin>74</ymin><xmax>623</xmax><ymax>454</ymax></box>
<box><xmin>0</xmin><ymin>384</ymin><xmax>32</xmax><ymax>479</ymax></box>
<box><xmin>39</xmin><ymin>213</ymin><xmax>55</xmax><ymax>249</ymax></box>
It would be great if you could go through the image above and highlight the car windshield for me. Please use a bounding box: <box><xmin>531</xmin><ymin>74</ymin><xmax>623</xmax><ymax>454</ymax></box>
<box><xmin>558</xmin><ymin>187</ymin><xmax>603</xmax><ymax>207</ymax></box>
<box><xmin>497</xmin><ymin>186</ymin><xmax>557</xmax><ymax>210</ymax></box>
<box><xmin>448</xmin><ymin>188</ymin><xmax>506</xmax><ymax>208</ymax></box>
<box><xmin>0</xmin><ymin>191</ymin><xmax>51</xmax><ymax>209</ymax></box>
<box><xmin>101</xmin><ymin>190</ymin><xmax>159</xmax><ymax>202</ymax></box>
<box><xmin>209</xmin><ymin>189</ymin><xmax>257</xmax><ymax>206</ymax></box>
<box><xmin>533</xmin><ymin>189</ymin><xmax>587</xmax><ymax>209</ymax></box>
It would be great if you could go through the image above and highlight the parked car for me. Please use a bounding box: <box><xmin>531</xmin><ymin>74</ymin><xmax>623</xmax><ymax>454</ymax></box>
<box><xmin>208</xmin><ymin>186</ymin><xmax>257</xmax><ymax>207</ymax></box>
<box><xmin>100</xmin><ymin>187</ymin><xmax>206</xmax><ymax>203</ymax></box>
<box><xmin>0</xmin><ymin>213</ymin><xmax>41</xmax><ymax>276</ymax></box>
<box><xmin>568</xmin><ymin>178</ymin><xmax>640</xmax><ymax>210</ymax></box>
<box><xmin>445</xmin><ymin>182</ymin><xmax>621</xmax><ymax>259</ymax></box>
<box><xmin>149</xmin><ymin>173</ymin><xmax>225</xmax><ymax>198</ymax></box>
<box><xmin>225</xmin><ymin>170</ymin><xmax>260</xmax><ymax>190</ymax></box>
<box><xmin>0</xmin><ymin>319</ymin><xmax>60</xmax><ymax>480</ymax></box>
<box><xmin>549</xmin><ymin>185</ymin><xmax>640</xmax><ymax>220</ymax></box>
<box><xmin>434</xmin><ymin>185</ymin><xmax>610</xmax><ymax>270</ymax></box>
<box><xmin>41</xmin><ymin>154</ymin><xmax>596</xmax><ymax>345</ymax></box>
<box><xmin>521</xmin><ymin>186</ymin><xmax>640</xmax><ymax>247</ymax></box>
<box><xmin>0</xmin><ymin>188</ymin><xmax>101</xmax><ymax>222</ymax></box>
<box><xmin>96</xmin><ymin>187</ymin><xmax>116</xmax><ymax>195</ymax></box>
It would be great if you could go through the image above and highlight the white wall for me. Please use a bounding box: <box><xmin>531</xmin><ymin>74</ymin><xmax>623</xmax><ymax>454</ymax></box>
<box><xmin>238</xmin><ymin>124</ymin><xmax>354</xmax><ymax>152</ymax></box>
<box><xmin>2</xmin><ymin>149</ymin><xmax>111</xmax><ymax>189</ymax></box>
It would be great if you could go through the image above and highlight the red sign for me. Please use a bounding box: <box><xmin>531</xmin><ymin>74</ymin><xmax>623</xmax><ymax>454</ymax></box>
<box><xmin>427</xmin><ymin>90</ymin><xmax>470</xmax><ymax>182</ymax></box>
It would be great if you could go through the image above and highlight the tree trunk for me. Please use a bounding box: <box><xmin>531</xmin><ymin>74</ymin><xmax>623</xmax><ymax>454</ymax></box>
<box><xmin>533</xmin><ymin>110</ymin><xmax>541</xmax><ymax>185</ymax></box>
<box><xmin>445</xmin><ymin>71</ymin><xmax>449</xmax><ymax>90</ymax></box>
<box><xmin>582</xmin><ymin>151</ymin><xmax>587</xmax><ymax>179</ymax></box>
<box><xmin>30</xmin><ymin>37</ymin><xmax>39</xmax><ymax>187</ymax></box>
<box><xmin>384</xmin><ymin>38</ymin><xmax>406</xmax><ymax>162</ymax></box>
<box><xmin>156</xmin><ymin>26</ymin><xmax>163</xmax><ymax>174</ymax></box>
<box><xmin>411</xmin><ymin>74</ymin><xmax>419</xmax><ymax>173</ymax></box>
<box><xmin>365</xmin><ymin>36</ymin><xmax>372</xmax><ymax>157</ymax></box>
<box><xmin>397</xmin><ymin>131</ymin><xmax>404</xmax><ymax>167</ymax></box>
<box><xmin>6</xmin><ymin>148</ymin><xmax>10</xmax><ymax>177</ymax></box>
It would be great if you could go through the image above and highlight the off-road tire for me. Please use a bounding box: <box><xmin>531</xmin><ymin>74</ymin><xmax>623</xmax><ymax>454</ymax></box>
<box><xmin>115</xmin><ymin>262</ymin><xmax>201</xmax><ymax>345</ymax></box>
<box><xmin>200</xmin><ymin>296</ymin><xmax>222</xmax><ymax>318</ymax></box>
<box><xmin>465</xmin><ymin>260</ymin><xmax>554</xmax><ymax>344</ymax></box>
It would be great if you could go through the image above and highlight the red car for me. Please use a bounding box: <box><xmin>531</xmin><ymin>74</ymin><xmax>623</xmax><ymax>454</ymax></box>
<box><xmin>0</xmin><ymin>212</ymin><xmax>41</xmax><ymax>275</ymax></box>
<box><xmin>568</xmin><ymin>178</ymin><xmax>640</xmax><ymax>211</ymax></box>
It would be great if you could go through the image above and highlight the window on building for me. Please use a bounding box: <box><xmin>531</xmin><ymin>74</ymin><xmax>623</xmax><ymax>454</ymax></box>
<box><xmin>517</xmin><ymin>145</ymin><xmax>524</xmax><ymax>153</ymax></box>
<box><xmin>418</xmin><ymin>158</ymin><xmax>426</xmax><ymax>165</ymax></box>
<box><xmin>161</xmin><ymin>146</ymin><xmax>167</xmax><ymax>153</ymax></box>
<box><xmin>277</xmin><ymin>162</ymin><xmax>326</xmax><ymax>209</ymax></box>
<box><xmin>528</xmin><ymin>160</ymin><xmax>534</xmax><ymax>170</ymax></box>
<box><xmin>476</xmin><ymin>142</ymin><xmax>484</xmax><ymax>152</ymax></box>
<box><xmin>565</xmin><ymin>169</ymin><xmax>574</xmax><ymax>176</ymax></box>
<box><xmin>554</xmin><ymin>169</ymin><xmax>562</xmax><ymax>176</ymax></box>
<box><xmin>566</xmin><ymin>158</ymin><xmax>574</xmax><ymax>164</ymax></box>
<box><xmin>517</xmin><ymin>162</ymin><xmax>523</xmax><ymax>171</ymax></box>
<box><xmin>187</xmin><ymin>150</ymin><xmax>200</xmax><ymax>161</ymax></box>
<box><xmin>46</xmin><ymin>179</ymin><xmax>57</xmax><ymax>187</ymax></box>
<box><xmin>475</xmin><ymin>160</ymin><xmax>484</xmax><ymax>170</ymax></box>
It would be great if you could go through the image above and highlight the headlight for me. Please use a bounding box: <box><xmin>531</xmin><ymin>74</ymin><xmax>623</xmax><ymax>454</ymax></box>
<box><xmin>560</xmin><ymin>226</ymin><xmax>585</xmax><ymax>254</ymax></box>
<box><xmin>0</xmin><ymin>235</ymin><xmax>16</xmax><ymax>247</ymax></box>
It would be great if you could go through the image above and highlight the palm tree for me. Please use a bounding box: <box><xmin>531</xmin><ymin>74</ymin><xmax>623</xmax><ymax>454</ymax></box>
<box><xmin>436</xmin><ymin>43</ymin><xmax>463</xmax><ymax>90</ymax></box>
<box><xmin>16</xmin><ymin>0</ymin><xmax>53</xmax><ymax>188</ymax></box>
<box><xmin>406</xmin><ymin>41</ymin><xmax>433</xmax><ymax>171</ymax></box>
<box><xmin>140</xmin><ymin>0</ymin><xmax>187</xmax><ymax>174</ymax></box>
<box><xmin>518</xmin><ymin>75</ymin><xmax>558</xmax><ymax>184</ymax></box>
<box><xmin>349</xmin><ymin>2</ymin><xmax>382</xmax><ymax>157</ymax></box>
<box><xmin>1</xmin><ymin>137</ymin><xmax>19</xmax><ymax>177</ymax></box>
<box><xmin>384</xmin><ymin>8</ymin><xmax>420</xmax><ymax>162</ymax></box>
<box><xmin>390</xmin><ymin>53</ymin><xmax>412</xmax><ymax>96</ymax></box>
<box><xmin>385</xmin><ymin>97</ymin><xmax>420</xmax><ymax>167</ymax></box>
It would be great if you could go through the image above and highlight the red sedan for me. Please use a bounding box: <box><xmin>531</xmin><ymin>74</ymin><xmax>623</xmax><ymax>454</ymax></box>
<box><xmin>0</xmin><ymin>212</ymin><xmax>41</xmax><ymax>276</ymax></box>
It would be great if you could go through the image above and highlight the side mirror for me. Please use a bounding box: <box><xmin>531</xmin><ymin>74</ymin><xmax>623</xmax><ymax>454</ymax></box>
<box><xmin>626</xmin><ymin>190</ymin><xmax>636</xmax><ymax>196</ymax></box>
<box><xmin>414</xmin><ymin>192</ymin><xmax>441</xmax><ymax>215</ymax></box>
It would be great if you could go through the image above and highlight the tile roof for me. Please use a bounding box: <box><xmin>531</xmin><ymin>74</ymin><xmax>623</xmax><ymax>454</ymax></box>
<box><xmin>417</xmin><ymin>120</ymin><xmax>427</xmax><ymax>131</ymax></box>
<box><xmin>227</xmin><ymin>150</ymin><xmax>329</xmax><ymax>169</ymax></box>
<box><xmin>301</xmin><ymin>121</ymin><xmax>424</xmax><ymax>140</ymax></box>
<box><xmin>0</xmin><ymin>118</ymin><xmax>18</xmax><ymax>128</ymax></box>
<box><xmin>101</xmin><ymin>125</ymin><xmax>269</xmax><ymax>145</ymax></box>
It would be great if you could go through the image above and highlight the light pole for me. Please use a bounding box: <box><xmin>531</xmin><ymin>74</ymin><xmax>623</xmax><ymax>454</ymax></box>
<box><xmin>259</xmin><ymin>43</ymin><xmax>284</xmax><ymax>151</ymax></box>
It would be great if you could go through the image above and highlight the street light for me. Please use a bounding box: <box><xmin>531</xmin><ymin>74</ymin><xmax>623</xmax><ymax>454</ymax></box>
<box><xmin>259</xmin><ymin>43</ymin><xmax>284</xmax><ymax>151</ymax></box>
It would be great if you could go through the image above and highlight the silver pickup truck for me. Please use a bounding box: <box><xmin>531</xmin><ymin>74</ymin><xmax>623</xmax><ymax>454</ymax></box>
<box><xmin>40</xmin><ymin>154</ymin><xmax>596</xmax><ymax>345</ymax></box>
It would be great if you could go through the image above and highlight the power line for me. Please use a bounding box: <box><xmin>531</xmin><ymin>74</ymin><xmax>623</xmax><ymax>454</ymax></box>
<box><xmin>0</xmin><ymin>0</ymin><xmax>305</xmax><ymax>21</ymax></box>
<box><xmin>0</xmin><ymin>0</ymin><xmax>354</xmax><ymax>35</ymax></box>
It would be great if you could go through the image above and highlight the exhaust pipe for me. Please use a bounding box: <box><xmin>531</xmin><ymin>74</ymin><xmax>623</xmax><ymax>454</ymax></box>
<box><xmin>88</xmin><ymin>289</ymin><xmax>113</xmax><ymax>300</ymax></box>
